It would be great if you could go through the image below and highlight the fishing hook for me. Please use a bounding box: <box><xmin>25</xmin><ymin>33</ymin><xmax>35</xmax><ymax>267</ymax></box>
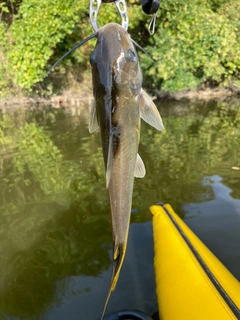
<box><xmin>89</xmin><ymin>0</ymin><xmax>129</xmax><ymax>32</ymax></box>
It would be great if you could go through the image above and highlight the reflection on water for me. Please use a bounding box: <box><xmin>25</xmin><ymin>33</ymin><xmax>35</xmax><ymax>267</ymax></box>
<box><xmin>0</xmin><ymin>99</ymin><xmax>240</xmax><ymax>319</ymax></box>
<box><xmin>184</xmin><ymin>175</ymin><xmax>240</xmax><ymax>279</ymax></box>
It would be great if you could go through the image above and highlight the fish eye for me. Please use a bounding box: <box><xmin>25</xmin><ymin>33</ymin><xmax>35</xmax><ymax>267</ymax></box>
<box><xmin>126</xmin><ymin>49</ymin><xmax>137</xmax><ymax>63</ymax></box>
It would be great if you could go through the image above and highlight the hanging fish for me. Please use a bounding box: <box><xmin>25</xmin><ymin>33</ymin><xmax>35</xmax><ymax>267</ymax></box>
<box><xmin>89</xmin><ymin>23</ymin><xmax>164</xmax><ymax>319</ymax></box>
<box><xmin>48</xmin><ymin>22</ymin><xmax>164</xmax><ymax>320</ymax></box>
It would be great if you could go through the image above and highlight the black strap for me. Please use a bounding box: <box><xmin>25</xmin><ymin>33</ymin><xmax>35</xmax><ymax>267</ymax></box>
<box><xmin>141</xmin><ymin>0</ymin><xmax>160</xmax><ymax>14</ymax></box>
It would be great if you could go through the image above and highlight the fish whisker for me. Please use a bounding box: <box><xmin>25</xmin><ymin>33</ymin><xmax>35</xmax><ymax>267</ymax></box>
<box><xmin>46</xmin><ymin>33</ymin><xmax>97</xmax><ymax>76</ymax></box>
<box><xmin>131</xmin><ymin>38</ymin><xmax>153</xmax><ymax>62</ymax></box>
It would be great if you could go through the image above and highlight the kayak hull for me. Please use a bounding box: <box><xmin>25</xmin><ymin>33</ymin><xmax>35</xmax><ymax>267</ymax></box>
<box><xmin>150</xmin><ymin>204</ymin><xmax>240</xmax><ymax>320</ymax></box>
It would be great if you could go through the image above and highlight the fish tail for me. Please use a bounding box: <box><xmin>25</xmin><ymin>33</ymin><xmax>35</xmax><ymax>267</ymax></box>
<box><xmin>112</xmin><ymin>242</ymin><xmax>126</xmax><ymax>290</ymax></box>
<box><xmin>100</xmin><ymin>243</ymin><xmax>126</xmax><ymax>320</ymax></box>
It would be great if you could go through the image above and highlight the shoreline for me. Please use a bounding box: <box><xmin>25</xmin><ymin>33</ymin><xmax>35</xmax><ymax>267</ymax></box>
<box><xmin>155</xmin><ymin>86</ymin><xmax>240</xmax><ymax>101</ymax></box>
<box><xmin>1</xmin><ymin>81</ymin><xmax>240</xmax><ymax>108</ymax></box>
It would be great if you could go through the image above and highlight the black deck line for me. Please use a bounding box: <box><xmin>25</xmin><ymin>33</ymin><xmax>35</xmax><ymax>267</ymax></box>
<box><xmin>159</xmin><ymin>204</ymin><xmax>240</xmax><ymax>319</ymax></box>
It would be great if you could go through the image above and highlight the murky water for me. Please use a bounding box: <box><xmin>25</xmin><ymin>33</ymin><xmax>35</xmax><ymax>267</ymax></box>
<box><xmin>0</xmin><ymin>98</ymin><xmax>240</xmax><ymax>320</ymax></box>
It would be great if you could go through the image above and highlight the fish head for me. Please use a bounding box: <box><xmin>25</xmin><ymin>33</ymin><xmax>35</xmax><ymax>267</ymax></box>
<box><xmin>90</xmin><ymin>23</ymin><xmax>143</xmax><ymax>94</ymax></box>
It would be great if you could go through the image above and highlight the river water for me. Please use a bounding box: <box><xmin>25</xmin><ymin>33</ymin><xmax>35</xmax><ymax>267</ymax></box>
<box><xmin>0</xmin><ymin>98</ymin><xmax>240</xmax><ymax>320</ymax></box>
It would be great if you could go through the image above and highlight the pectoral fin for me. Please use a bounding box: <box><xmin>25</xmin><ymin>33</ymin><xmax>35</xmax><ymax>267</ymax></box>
<box><xmin>139</xmin><ymin>89</ymin><xmax>164</xmax><ymax>131</ymax></box>
<box><xmin>106</xmin><ymin>133</ymin><xmax>114</xmax><ymax>189</ymax></box>
<box><xmin>89</xmin><ymin>100</ymin><xmax>99</xmax><ymax>133</ymax></box>
<box><xmin>134</xmin><ymin>153</ymin><xmax>146</xmax><ymax>178</ymax></box>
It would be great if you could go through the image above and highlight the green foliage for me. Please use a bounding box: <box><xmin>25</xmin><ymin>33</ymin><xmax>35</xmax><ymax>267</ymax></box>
<box><xmin>0</xmin><ymin>0</ymin><xmax>239</xmax><ymax>94</ymax></box>
<box><xmin>0</xmin><ymin>2</ymin><xmax>9</xmax><ymax>16</ymax></box>
<box><xmin>6</xmin><ymin>0</ymin><xmax>89</xmax><ymax>90</ymax></box>
<box><xmin>217</xmin><ymin>0</ymin><xmax>240</xmax><ymax>36</ymax></box>
<box><xmin>141</xmin><ymin>0</ymin><xmax>240</xmax><ymax>91</ymax></box>
<box><xmin>0</xmin><ymin>0</ymin><xmax>22</xmax><ymax>24</ymax></box>
<box><xmin>0</xmin><ymin>21</ymin><xmax>20</xmax><ymax>96</ymax></box>
<box><xmin>207</xmin><ymin>0</ymin><xmax>228</xmax><ymax>12</ymax></box>
<box><xmin>0</xmin><ymin>0</ymin><xmax>148</xmax><ymax>94</ymax></box>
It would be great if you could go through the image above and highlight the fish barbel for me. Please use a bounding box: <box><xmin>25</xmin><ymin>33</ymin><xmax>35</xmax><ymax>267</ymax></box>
<box><xmin>88</xmin><ymin>23</ymin><xmax>164</xmax><ymax>319</ymax></box>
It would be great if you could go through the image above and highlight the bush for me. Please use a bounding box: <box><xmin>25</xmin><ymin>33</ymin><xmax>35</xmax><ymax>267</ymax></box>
<box><xmin>1</xmin><ymin>0</ymin><xmax>146</xmax><ymax>94</ymax></box>
<box><xmin>5</xmin><ymin>0</ymin><xmax>90</xmax><ymax>90</ymax></box>
<box><xmin>0</xmin><ymin>0</ymin><xmax>239</xmax><ymax>95</ymax></box>
<box><xmin>141</xmin><ymin>0</ymin><xmax>240</xmax><ymax>91</ymax></box>
<box><xmin>0</xmin><ymin>20</ymin><xmax>21</xmax><ymax>96</ymax></box>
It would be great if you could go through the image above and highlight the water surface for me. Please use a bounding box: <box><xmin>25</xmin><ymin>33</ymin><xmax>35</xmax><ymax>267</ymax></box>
<box><xmin>0</xmin><ymin>98</ymin><xmax>240</xmax><ymax>320</ymax></box>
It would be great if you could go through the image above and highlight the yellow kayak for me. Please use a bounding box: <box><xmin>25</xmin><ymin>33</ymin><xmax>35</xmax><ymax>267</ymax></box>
<box><xmin>150</xmin><ymin>204</ymin><xmax>240</xmax><ymax>320</ymax></box>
